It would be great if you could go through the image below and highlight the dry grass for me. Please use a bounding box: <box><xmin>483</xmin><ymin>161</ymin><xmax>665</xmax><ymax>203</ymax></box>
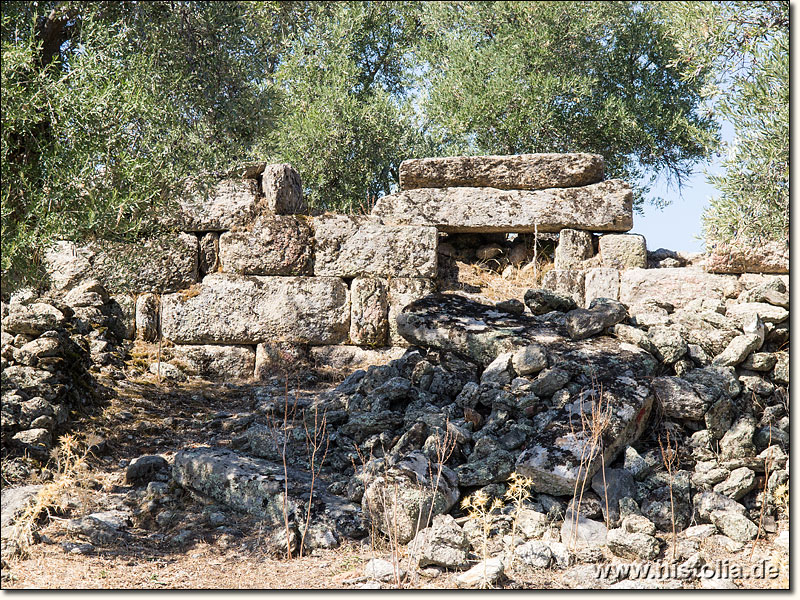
<box><xmin>442</xmin><ymin>257</ymin><xmax>554</xmax><ymax>303</ymax></box>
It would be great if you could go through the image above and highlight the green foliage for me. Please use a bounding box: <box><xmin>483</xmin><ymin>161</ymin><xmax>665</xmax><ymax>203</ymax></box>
<box><xmin>659</xmin><ymin>1</ymin><xmax>788</xmax><ymax>244</ymax></box>
<box><xmin>1</xmin><ymin>1</ymin><xmax>727</xmax><ymax>291</ymax></box>
<box><xmin>415</xmin><ymin>1</ymin><xmax>717</xmax><ymax>210</ymax></box>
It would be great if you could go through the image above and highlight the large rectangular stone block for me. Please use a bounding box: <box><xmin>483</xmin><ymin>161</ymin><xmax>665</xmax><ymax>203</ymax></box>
<box><xmin>169</xmin><ymin>344</ymin><xmax>256</xmax><ymax>380</ymax></box>
<box><xmin>585</xmin><ymin>267</ymin><xmax>620</xmax><ymax>306</ymax></box>
<box><xmin>619</xmin><ymin>268</ymin><xmax>742</xmax><ymax>309</ymax></box>
<box><xmin>350</xmin><ymin>278</ymin><xmax>389</xmax><ymax>346</ymax></box>
<box><xmin>542</xmin><ymin>269</ymin><xmax>586</xmax><ymax>308</ymax></box>
<box><xmin>706</xmin><ymin>241</ymin><xmax>788</xmax><ymax>274</ymax></box>
<box><xmin>218</xmin><ymin>216</ymin><xmax>312</xmax><ymax>275</ymax></box>
<box><xmin>388</xmin><ymin>278</ymin><xmax>437</xmax><ymax>346</ymax></box>
<box><xmin>45</xmin><ymin>235</ymin><xmax>199</xmax><ymax>294</ymax></box>
<box><xmin>371</xmin><ymin>180</ymin><xmax>633</xmax><ymax>233</ymax></box>
<box><xmin>313</xmin><ymin>214</ymin><xmax>437</xmax><ymax>278</ymax></box>
<box><xmin>179</xmin><ymin>179</ymin><xmax>262</xmax><ymax>232</ymax></box>
<box><xmin>399</xmin><ymin>153</ymin><xmax>604</xmax><ymax>191</ymax></box>
<box><xmin>161</xmin><ymin>273</ymin><xmax>349</xmax><ymax>344</ymax></box>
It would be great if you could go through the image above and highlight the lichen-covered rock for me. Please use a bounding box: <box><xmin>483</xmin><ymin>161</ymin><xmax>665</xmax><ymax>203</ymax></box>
<box><xmin>706</xmin><ymin>241</ymin><xmax>788</xmax><ymax>274</ymax></box>
<box><xmin>712</xmin><ymin>333</ymin><xmax>762</xmax><ymax>367</ymax></box>
<box><xmin>179</xmin><ymin>178</ymin><xmax>261</xmax><ymax>231</ymax></box>
<box><xmin>515</xmin><ymin>540</ymin><xmax>553</xmax><ymax>568</ymax></box>
<box><xmin>713</xmin><ymin>467</ymin><xmax>756</xmax><ymax>501</ymax></box>
<box><xmin>399</xmin><ymin>153</ymin><xmax>604</xmax><ymax>190</ymax></box>
<box><xmin>409</xmin><ymin>514</ymin><xmax>470</xmax><ymax>569</ymax></box>
<box><xmin>524</xmin><ymin>288</ymin><xmax>578</xmax><ymax>315</ymax></box>
<box><xmin>606</xmin><ymin>527</ymin><xmax>660</xmax><ymax>560</ymax></box>
<box><xmin>2</xmin><ymin>303</ymin><xmax>67</xmax><ymax>336</ymax></box>
<box><xmin>619</xmin><ymin>268</ymin><xmax>741</xmax><ymax>309</ymax></box>
<box><xmin>261</xmin><ymin>163</ymin><xmax>305</xmax><ymax>214</ymax></box>
<box><xmin>372</xmin><ymin>180</ymin><xmax>633</xmax><ymax>233</ymax></box>
<box><xmin>565</xmin><ymin>298</ymin><xmax>627</xmax><ymax>340</ymax></box>
<box><xmin>313</xmin><ymin>215</ymin><xmax>437</xmax><ymax>278</ymax></box>
<box><xmin>516</xmin><ymin>377</ymin><xmax>654</xmax><ymax>496</ymax></box>
<box><xmin>585</xmin><ymin>268</ymin><xmax>620</xmax><ymax>305</ymax></box>
<box><xmin>709</xmin><ymin>511</ymin><xmax>758</xmax><ymax>542</ymax></box>
<box><xmin>169</xmin><ymin>344</ymin><xmax>255</xmax><ymax>380</ymax></box>
<box><xmin>198</xmin><ymin>232</ymin><xmax>220</xmax><ymax>275</ymax></box>
<box><xmin>388</xmin><ymin>278</ymin><xmax>437</xmax><ymax>346</ymax></box>
<box><xmin>738</xmin><ymin>277</ymin><xmax>789</xmax><ymax>308</ymax></box>
<box><xmin>350</xmin><ymin>278</ymin><xmax>389</xmax><ymax>346</ymax></box>
<box><xmin>361</xmin><ymin>451</ymin><xmax>459</xmax><ymax>544</ymax></box>
<box><xmin>254</xmin><ymin>342</ymin><xmax>307</xmax><ymax>379</ymax></box>
<box><xmin>555</xmin><ymin>229</ymin><xmax>594</xmax><ymax>270</ymax></box>
<box><xmin>772</xmin><ymin>351</ymin><xmax>789</xmax><ymax>385</ymax></box>
<box><xmin>651</xmin><ymin>376</ymin><xmax>708</xmax><ymax>420</ymax></box>
<box><xmin>160</xmin><ymin>273</ymin><xmax>349</xmax><ymax>344</ymax></box>
<box><xmin>218</xmin><ymin>216</ymin><xmax>312</xmax><ymax>275</ymax></box>
<box><xmin>541</xmin><ymin>269</ymin><xmax>586</xmax><ymax>308</ymax></box>
<box><xmin>726</xmin><ymin>302</ymin><xmax>788</xmax><ymax>326</ymax></box>
<box><xmin>647</xmin><ymin>326</ymin><xmax>687</xmax><ymax>364</ymax></box>
<box><xmin>511</xmin><ymin>344</ymin><xmax>548</xmax><ymax>376</ymax></box>
<box><xmin>599</xmin><ymin>234</ymin><xmax>647</xmax><ymax>270</ymax></box>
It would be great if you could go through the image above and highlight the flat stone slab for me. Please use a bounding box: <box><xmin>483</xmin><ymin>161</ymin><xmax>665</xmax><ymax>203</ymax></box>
<box><xmin>371</xmin><ymin>180</ymin><xmax>633</xmax><ymax>233</ymax></box>
<box><xmin>619</xmin><ymin>268</ymin><xmax>742</xmax><ymax>309</ymax></box>
<box><xmin>399</xmin><ymin>153</ymin><xmax>604</xmax><ymax>191</ymax></box>
<box><xmin>313</xmin><ymin>215</ymin><xmax>437</xmax><ymax>278</ymax></box>
<box><xmin>161</xmin><ymin>273</ymin><xmax>349</xmax><ymax>344</ymax></box>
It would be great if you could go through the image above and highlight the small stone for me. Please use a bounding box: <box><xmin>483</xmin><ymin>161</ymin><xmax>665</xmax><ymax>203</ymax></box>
<box><xmin>514</xmin><ymin>540</ymin><xmax>553</xmax><ymax>568</ymax></box>
<box><xmin>713</xmin><ymin>467</ymin><xmax>756</xmax><ymax>501</ymax></box>
<box><xmin>481</xmin><ymin>352</ymin><xmax>515</xmax><ymax>386</ymax></box>
<box><xmin>126</xmin><ymin>455</ymin><xmax>170</xmax><ymax>486</ymax></box>
<box><xmin>712</xmin><ymin>334</ymin><xmax>762</xmax><ymax>367</ymax></box>
<box><xmin>606</xmin><ymin>527</ymin><xmax>660</xmax><ymax>560</ymax></box>
<box><xmin>495</xmin><ymin>298</ymin><xmax>525</xmax><ymax>315</ymax></box>
<box><xmin>693</xmin><ymin>491</ymin><xmax>746</xmax><ymax>522</ymax></box>
<box><xmin>510</xmin><ymin>344</ymin><xmax>547</xmax><ymax>376</ymax></box>
<box><xmin>523</xmin><ymin>288</ymin><xmax>577</xmax><ymax>315</ymax></box>
<box><xmin>364</xmin><ymin>558</ymin><xmax>404</xmax><ymax>583</ymax></box>
<box><xmin>565</xmin><ymin>298</ymin><xmax>627</xmax><ymax>340</ymax></box>
<box><xmin>455</xmin><ymin>557</ymin><xmax>504</xmax><ymax>588</ymax></box>
<box><xmin>647</xmin><ymin>326</ymin><xmax>688</xmax><ymax>364</ymax></box>
<box><xmin>599</xmin><ymin>234</ymin><xmax>647</xmax><ymax>269</ymax></box>
<box><xmin>709</xmin><ymin>511</ymin><xmax>757</xmax><ymax>542</ymax></box>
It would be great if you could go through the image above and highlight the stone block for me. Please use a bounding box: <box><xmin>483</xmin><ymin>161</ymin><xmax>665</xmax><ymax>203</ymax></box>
<box><xmin>261</xmin><ymin>164</ymin><xmax>306</xmax><ymax>214</ymax></box>
<box><xmin>706</xmin><ymin>241</ymin><xmax>788</xmax><ymax>274</ymax></box>
<box><xmin>135</xmin><ymin>293</ymin><xmax>160</xmax><ymax>342</ymax></box>
<box><xmin>308</xmin><ymin>346</ymin><xmax>406</xmax><ymax>372</ymax></box>
<box><xmin>388</xmin><ymin>278</ymin><xmax>437</xmax><ymax>346</ymax></box>
<box><xmin>599</xmin><ymin>234</ymin><xmax>647</xmax><ymax>269</ymax></box>
<box><xmin>349</xmin><ymin>278</ymin><xmax>389</xmax><ymax>346</ymax></box>
<box><xmin>169</xmin><ymin>344</ymin><xmax>255</xmax><ymax>380</ymax></box>
<box><xmin>219</xmin><ymin>216</ymin><xmax>312</xmax><ymax>275</ymax></box>
<box><xmin>399</xmin><ymin>153</ymin><xmax>604</xmax><ymax>190</ymax></box>
<box><xmin>372</xmin><ymin>180</ymin><xmax>633</xmax><ymax>233</ymax></box>
<box><xmin>179</xmin><ymin>179</ymin><xmax>261</xmax><ymax>231</ymax></box>
<box><xmin>199</xmin><ymin>233</ymin><xmax>220</xmax><ymax>275</ymax></box>
<box><xmin>255</xmin><ymin>342</ymin><xmax>307</xmax><ymax>379</ymax></box>
<box><xmin>541</xmin><ymin>269</ymin><xmax>586</xmax><ymax>308</ymax></box>
<box><xmin>313</xmin><ymin>215</ymin><xmax>437</xmax><ymax>278</ymax></box>
<box><xmin>554</xmin><ymin>229</ymin><xmax>594</xmax><ymax>270</ymax></box>
<box><xmin>160</xmin><ymin>273</ymin><xmax>349</xmax><ymax>344</ymax></box>
<box><xmin>619</xmin><ymin>268</ymin><xmax>741</xmax><ymax>309</ymax></box>
<box><xmin>585</xmin><ymin>267</ymin><xmax>620</xmax><ymax>305</ymax></box>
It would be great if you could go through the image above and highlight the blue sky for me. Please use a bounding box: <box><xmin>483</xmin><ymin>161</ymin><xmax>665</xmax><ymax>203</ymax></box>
<box><xmin>631</xmin><ymin>121</ymin><xmax>735</xmax><ymax>253</ymax></box>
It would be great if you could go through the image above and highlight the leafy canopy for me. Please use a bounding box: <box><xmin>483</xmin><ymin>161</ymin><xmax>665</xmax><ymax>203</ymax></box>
<box><xmin>2</xmin><ymin>1</ymin><xmax>726</xmax><ymax>291</ymax></box>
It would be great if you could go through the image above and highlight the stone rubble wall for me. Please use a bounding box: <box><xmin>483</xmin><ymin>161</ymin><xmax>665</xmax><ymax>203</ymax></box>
<box><xmin>40</xmin><ymin>155</ymin><xmax>788</xmax><ymax>381</ymax></box>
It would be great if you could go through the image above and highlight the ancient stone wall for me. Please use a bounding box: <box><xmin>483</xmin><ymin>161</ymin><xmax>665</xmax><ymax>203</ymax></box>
<box><xmin>41</xmin><ymin>155</ymin><xmax>788</xmax><ymax>380</ymax></box>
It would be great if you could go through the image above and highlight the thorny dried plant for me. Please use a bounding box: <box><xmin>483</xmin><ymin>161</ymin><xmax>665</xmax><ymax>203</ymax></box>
<box><xmin>505</xmin><ymin>471</ymin><xmax>534</xmax><ymax>571</ymax></box>
<box><xmin>298</xmin><ymin>404</ymin><xmax>330</xmax><ymax>558</ymax></box>
<box><xmin>461</xmin><ymin>490</ymin><xmax>504</xmax><ymax>589</ymax></box>
<box><xmin>658</xmin><ymin>428</ymin><xmax>680</xmax><ymax>561</ymax></box>
<box><xmin>567</xmin><ymin>379</ymin><xmax>612</xmax><ymax>549</ymax></box>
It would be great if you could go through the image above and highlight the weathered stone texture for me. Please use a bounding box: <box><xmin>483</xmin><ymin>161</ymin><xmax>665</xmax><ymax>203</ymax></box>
<box><xmin>169</xmin><ymin>344</ymin><xmax>255</xmax><ymax>380</ymax></box>
<box><xmin>599</xmin><ymin>234</ymin><xmax>648</xmax><ymax>269</ymax></box>
<box><xmin>179</xmin><ymin>179</ymin><xmax>261</xmax><ymax>231</ymax></box>
<box><xmin>199</xmin><ymin>233</ymin><xmax>220</xmax><ymax>275</ymax></box>
<box><xmin>554</xmin><ymin>229</ymin><xmax>594</xmax><ymax>270</ymax></box>
<box><xmin>313</xmin><ymin>215</ymin><xmax>437</xmax><ymax>278</ymax></box>
<box><xmin>308</xmin><ymin>345</ymin><xmax>406</xmax><ymax>371</ymax></box>
<box><xmin>45</xmin><ymin>235</ymin><xmax>199</xmax><ymax>294</ymax></box>
<box><xmin>254</xmin><ymin>341</ymin><xmax>307</xmax><ymax>379</ymax></box>
<box><xmin>706</xmin><ymin>241</ymin><xmax>788</xmax><ymax>274</ymax></box>
<box><xmin>585</xmin><ymin>267</ymin><xmax>620</xmax><ymax>305</ymax></box>
<box><xmin>135</xmin><ymin>293</ymin><xmax>160</xmax><ymax>342</ymax></box>
<box><xmin>160</xmin><ymin>273</ymin><xmax>349</xmax><ymax>344</ymax></box>
<box><xmin>261</xmin><ymin>163</ymin><xmax>306</xmax><ymax>215</ymax></box>
<box><xmin>349</xmin><ymin>278</ymin><xmax>389</xmax><ymax>345</ymax></box>
<box><xmin>619</xmin><ymin>268</ymin><xmax>741</xmax><ymax>309</ymax></box>
<box><xmin>399</xmin><ymin>153</ymin><xmax>604</xmax><ymax>191</ymax></box>
<box><xmin>372</xmin><ymin>180</ymin><xmax>633</xmax><ymax>233</ymax></box>
<box><xmin>388</xmin><ymin>278</ymin><xmax>437</xmax><ymax>346</ymax></box>
<box><xmin>218</xmin><ymin>216</ymin><xmax>312</xmax><ymax>275</ymax></box>
<box><xmin>541</xmin><ymin>269</ymin><xmax>586</xmax><ymax>308</ymax></box>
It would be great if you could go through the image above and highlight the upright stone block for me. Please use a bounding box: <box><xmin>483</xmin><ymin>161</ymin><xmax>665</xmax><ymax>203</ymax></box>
<box><xmin>388</xmin><ymin>278</ymin><xmax>437</xmax><ymax>346</ymax></box>
<box><xmin>585</xmin><ymin>268</ymin><xmax>620</xmax><ymax>305</ymax></box>
<box><xmin>135</xmin><ymin>293</ymin><xmax>160</xmax><ymax>342</ymax></box>
<box><xmin>371</xmin><ymin>180</ymin><xmax>633</xmax><ymax>233</ymax></box>
<box><xmin>554</xmin><ymin>229</ymin><xmax>594</xmax><ymax>270</ymax></box>
<box><xmin>399</xmin><ymin>153</ymin><xmax>604</xmax><ymax>190</ymax></box>
<box><xmin>350</xmin><ymin>278</ymin><xmax>389</xmax><ymax>346</ymax></box>
<box><xmin>599</xmin><ymin>234</ymin><xmax>647</xmax><ymax>269</ymax></box>
<box><xmin>179</xmin><ymin>179</ymin><xmax>261</xmax><ymax>232</ymax></box>
<box><xmin>541</xmin><ymin>269</ymin><xmax>586</xmax><ymax>308</ymax></box>
<box><xmin>218</xmin><ymin>216</ymin><xmax>312</xmax><ymax>275</ymax></box>
<box><xmin>313</xmin><ymin>215</ymin><xmax>437</xmax><ymax>278</ymax></box>
<box><xmin>199</xmin><ymin>233</ymin><xmax>220</xmax><ymax>275</ymax></box>
<box><xmin>160</xmin><ymin>273</ymin><xmax>349</xmax><ymax>345</ymax></box>
<box><xmin>261</xmin><ymin>164</ymin><xmax>306</xmax><ymax>215</ymax></box>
